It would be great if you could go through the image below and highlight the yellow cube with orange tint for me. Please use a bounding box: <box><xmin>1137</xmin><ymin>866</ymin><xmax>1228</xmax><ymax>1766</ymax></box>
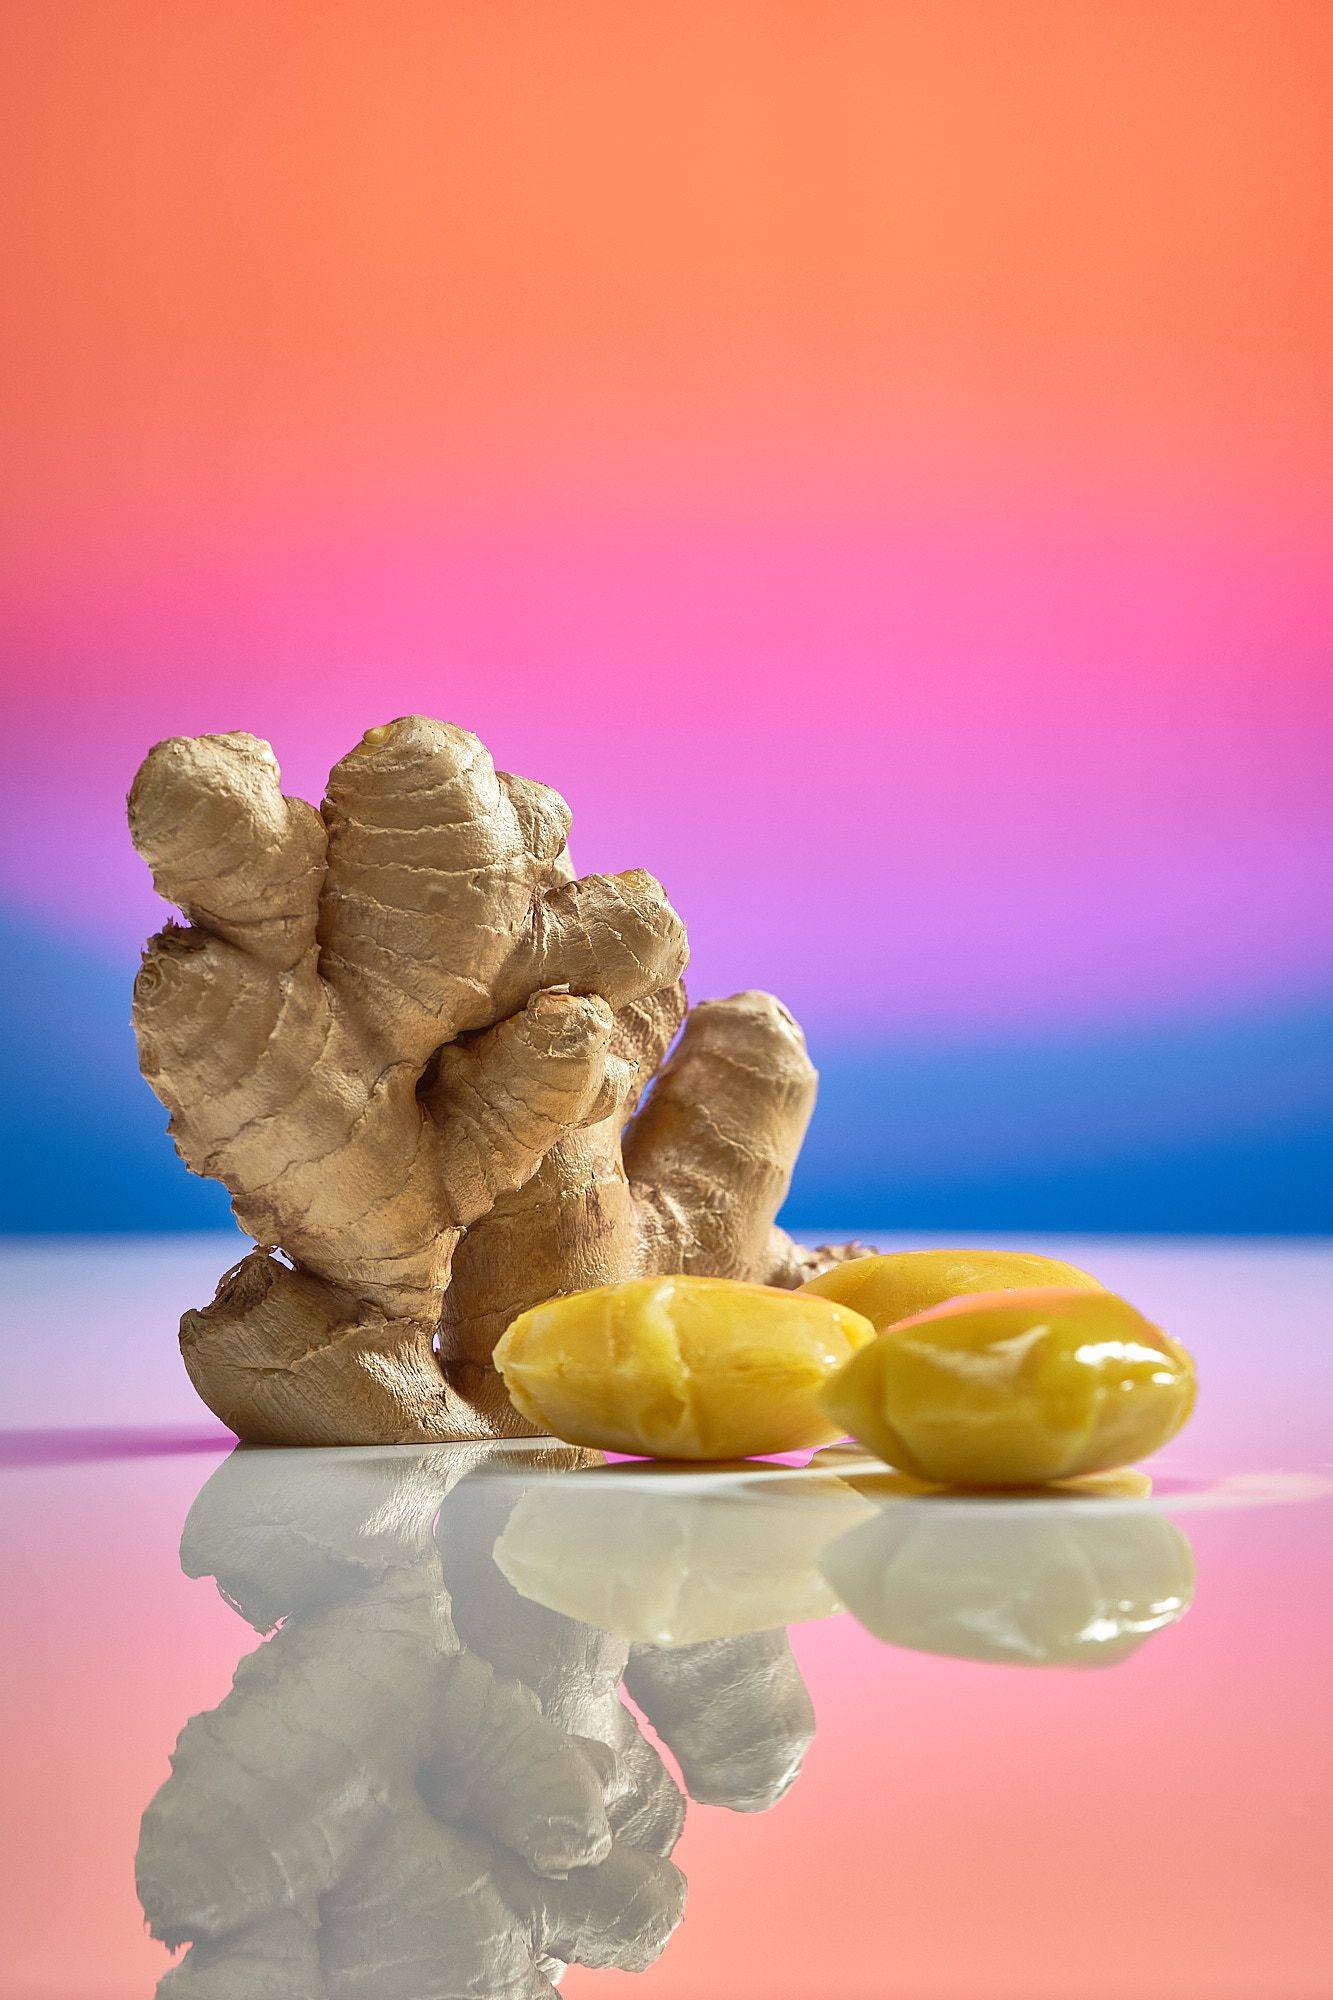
<box><xmin>819</xmin><ymin>1286</ymin><xmax>1195</xmax><ymax>1487</ymax></box>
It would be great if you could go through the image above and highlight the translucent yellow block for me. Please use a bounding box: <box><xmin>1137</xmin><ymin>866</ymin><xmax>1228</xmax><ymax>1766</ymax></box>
<box><xmin>821</xmin><ymin>1498</ymin><xmax>1195</xmax><ymax>1667</ymax></box>
<box><xmin>494</xmin><ymin>1275</ymin><xmax>876</xmax><ymax>1460</ymax></box>
<box><xmin>819</xmin><ymin>1286</ymin><xmax>1196</xmax><ymax>1487</ymax></box>
<box><xmin>495</xmin><ymin>1474</ymin><xmax>877</xmax><ymax>1644</ymax></box>
<box><xmin>802</xmin><ymin>1247</ymin><xmax>1103</xmax><ymax>1330</ymax></box>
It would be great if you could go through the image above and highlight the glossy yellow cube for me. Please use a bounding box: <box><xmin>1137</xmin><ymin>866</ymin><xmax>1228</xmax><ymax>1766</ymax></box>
<box><xmin>819</xmin><ymin>1286</ymin><xmax>1196</xmax><ymax>1486</ymax></box>
<box><xmin>802</xmin><ymin>1247</ymin><xmax>1103</xmax><ymax>1330</ymax></box>
<box><xmin>493</xmin><ymin>1275</ymin><xmax>876</xmax><ymax>1460</ymax></box>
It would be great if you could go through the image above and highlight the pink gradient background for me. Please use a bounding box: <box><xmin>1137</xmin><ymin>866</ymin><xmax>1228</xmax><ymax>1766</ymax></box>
<box><xmin>1</xmin><ymin>0</ymin><xmax>1330</xmax><ymax>1059</ymax></box>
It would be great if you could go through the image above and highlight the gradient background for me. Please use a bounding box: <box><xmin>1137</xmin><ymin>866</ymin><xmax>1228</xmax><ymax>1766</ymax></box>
<box><xmin>2</xmin><ymin>1</ymin><xmax>1331</xmax><ymax>1236</ymax></box>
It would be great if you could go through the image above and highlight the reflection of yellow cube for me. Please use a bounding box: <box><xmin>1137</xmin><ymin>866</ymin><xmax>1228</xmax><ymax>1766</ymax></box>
<box><xmin>820</xmin><ymin>1287</ymin><xmax>1196</xmax><ymax>1487</ymax></box>
<box><xmin>822</xmin><ymin>1499</ymin><xmax>1195</xmax><ymax>1668</ymax></box>
<box><xmin>495</xmin><ymin>1276</ymin><xmax>875</xmax><ymax>1460</ymax></box>
<box><xmin>495</xmin><ymin>1475</ymin><xmax>878</xmax><ymax>1645</ymax></box>
<box><xmin>803</xmin><ymin>1247</ymin><xmax>1103</xmax><ymax>1329</ymax></box>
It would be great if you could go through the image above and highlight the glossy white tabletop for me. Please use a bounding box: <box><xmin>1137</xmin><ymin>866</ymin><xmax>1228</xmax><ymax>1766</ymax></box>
<box><xmin>1</xmin><ymin>1236</ymin><xmax>1329</xmax><ymax>1999</ymax></box>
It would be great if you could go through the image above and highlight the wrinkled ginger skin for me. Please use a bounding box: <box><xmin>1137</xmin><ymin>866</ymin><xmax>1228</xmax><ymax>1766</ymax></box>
<box><xmin>129</xmin><ymin>716</ymin><xmax>850</xmax><ymax>1446</ymax></box>
<box><xmin>444</xmin><ymin>988</ymin><xmax>849</xmax><ymax>1413</ymax></box>
<box><xmin>494</xmin><ymin>1275</ymin><xmax>876</xmax><ymax>1460</ymax></box>
<box><xmin>819</xmin><ymin>1285</ymin><xmax>1197</xmax><ymax>1487</ymax></box>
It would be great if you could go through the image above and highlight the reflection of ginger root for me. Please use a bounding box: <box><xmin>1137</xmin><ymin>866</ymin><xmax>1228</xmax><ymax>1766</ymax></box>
<box><xmin>488</xmin><ymin>1464</ymin><xmax>888</xmax><ymax>1814</ymax></box>
<box><xmin>429</xmin><ymin>1450</ymin><xmax>825</xmax><ymax>1829</ymax></box>
<box><xmin>140</xmin><ymin>1446</ymin><xmax>686</xmax><ymax>1995</ymax></box>
<box><xmin>140</xmin><ymin>1442</ymin><xmax>822</xmax><ymax>1995</ymax></box>
<box><xmin>130</xmin><ymin>718</ymin><xmax>851</xmax><ymax>1446</ymax></box>
<box><xmin>821</xmin><ymin>1498</ymin><xmax>1195</xmax><ymax>1668</ymax></box>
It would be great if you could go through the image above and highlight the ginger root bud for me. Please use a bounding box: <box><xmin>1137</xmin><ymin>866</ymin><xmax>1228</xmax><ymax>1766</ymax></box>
<box><xmin>493</xmin><ymin>1276</ymin><xmax>875</xmax><ymax>1461</ymax></box>
<box><xmin>802</xmin><ymin>1247</ymin><xmax>1103</xmax><ymax>1329</ymax></box>
<box><xmin>818</xmin><ymin>1286</ymin><xmax>1196</xmax><ymax>1487</ymax></box>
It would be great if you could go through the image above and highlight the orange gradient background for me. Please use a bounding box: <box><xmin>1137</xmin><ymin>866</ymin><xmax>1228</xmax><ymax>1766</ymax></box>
<box><xmin>5</xmin><ymin>3</ymin><xmax>1331</xmax><ymax>522</ymax></box>
<box><xmin>2</xmin><ymin>2</ymin><xmax>1332</xmax><ymax>1236</ymax></box>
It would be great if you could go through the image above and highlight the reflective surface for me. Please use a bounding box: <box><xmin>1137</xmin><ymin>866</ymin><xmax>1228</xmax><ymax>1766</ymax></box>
<box><xmin>1</xmin><ymin>1237</ymin><xmax>1331</xmax><ymax>1998</ymax></box>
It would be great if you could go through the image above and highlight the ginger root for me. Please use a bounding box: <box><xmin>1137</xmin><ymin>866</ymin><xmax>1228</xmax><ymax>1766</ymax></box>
<box><xmin>128</xmin><ymin>717</ymin><xmax>856</xmax><ymax>1445</ymax></box>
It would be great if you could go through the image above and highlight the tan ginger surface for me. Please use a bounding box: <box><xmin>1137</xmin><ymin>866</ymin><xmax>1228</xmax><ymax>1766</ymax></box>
<box><xmin>129</xmin><ymin>716</ymin><xmax>854</xmax><ymax>1445</ymax></box>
